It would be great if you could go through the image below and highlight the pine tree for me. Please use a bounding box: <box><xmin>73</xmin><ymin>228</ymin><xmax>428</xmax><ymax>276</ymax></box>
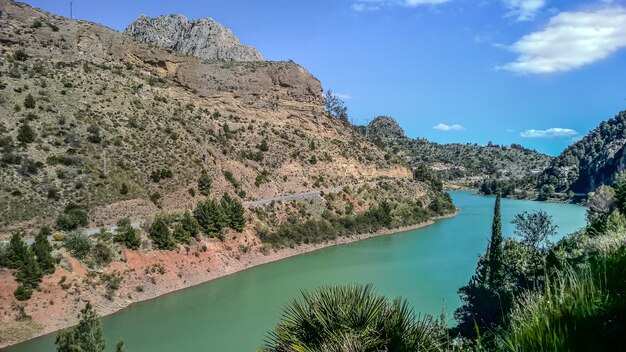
<box><xmin>220</xmin><ymin>193</ymin><xmax>234</xmax><ymax>226</ymax></box>
<box><xmin>487</xmin><ymin>194</ymin><xmax>504</xmax><ymax>288</ymax></box>
<box><xmin>56</xmin><ymin>302</ymin><xmax>106</xmax><ymax>352</ymax></box>
<box><xmin>198</xmin><ymin>169</ymin><xmax>212</xmax><ymax>196</ymax></box>
<box><xmin>172</xmin><ymin>224</ymin><xmax>190</xmax><ymax>244</ymax></box>
<box><xmin>32</xmin><ymin>227</ymin><xmax>56</xmax><ymax>274</ymax></box>
<box><xmin>149</xmin><ymin>217</ymin><xmax>175</xmax><ymax>250</ymax></box>
<box><xmin>6</xmin><ymin>233</ymin><xmax>28</xmax><ymax>269</ymax></box>
<box><xmin>229</xmin><ymin>198</ymin><xmax>246</xmax><ymax>231</ymax></box>
<box><xmin>16</xmin><ymin>247</ymin><xmax>43</xmax><ymax>288</ymax></box>
<box><xmin>194</xmin><ymin>199</ymin><xmax>227</xmax><ymax>236</ymax></box>
<box><xmin>181</xmin><ymin>212</ymin><xmax>200</xmax><ymax>238</ymax></box>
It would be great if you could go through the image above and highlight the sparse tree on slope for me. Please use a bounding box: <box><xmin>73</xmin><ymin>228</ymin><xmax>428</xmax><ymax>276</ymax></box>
<box><xmin>32</xmin><ymin>227</ymin><xmax>56</xmax><ymax>274</ymax></box>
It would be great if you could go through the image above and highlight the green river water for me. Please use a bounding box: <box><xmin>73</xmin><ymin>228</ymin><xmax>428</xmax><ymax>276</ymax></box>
<box><xmin>4</xmin><ymin>191</ymin><xmax>587</xmax><ymax>351</ymax></box>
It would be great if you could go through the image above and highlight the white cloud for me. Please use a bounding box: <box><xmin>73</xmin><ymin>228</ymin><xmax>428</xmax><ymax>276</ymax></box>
<box><xmin>334</xmin><ymin>93</ymin><xmax>351</xmax><ymax>100</ymax></box>
<box><xmin>520</xmin><ymin>128</ymin><xmax>578</xmax><ymax>138</ymax></box>
<box><xmin>506</xmin><ymin>128</ymin><xmax>516</xmax><ymax>133</ymax></box>
<box><xmin>500</xmin><ymin>7</ymin><xmax>626</xmax><ymax>74</ymax></box>
<box><xmin>351</xmin><ymin>3</ymin><xmax>380</xmax><ymax>11</ymax></box>
<box><xmin>503</xmin><ymin>0</ymin><xmax>546</xmax><ymax>21</ymax></box>
<box><xmin>434</xmin><ymin>123</ymin><xmax>465</xmax><ymax>131</ymax></box>
<box><xmin>351</xmin><ymin>0</ymin><xmax>452</xmax><ymax>11</ymax></box>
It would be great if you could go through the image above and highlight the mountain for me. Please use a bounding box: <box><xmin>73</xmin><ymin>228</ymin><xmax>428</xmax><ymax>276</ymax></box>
<box><xmin>0</xmin><ymin>0</ymin><xmax>415</xmax><ymax>235</ymax></box>
<box><xmin>359</xmin><ymin>116</ymin><xmax>552</xmax><ymax>182</ymax></box>
<box><xmin>124</xmin><ymin>14</ymin><xmax>264</xmax><ymax>62</ymax></box>
<box><xmin>538</xmin><ymin>110</ymin><xmax>626</xmax><ymax>195</ymax></box>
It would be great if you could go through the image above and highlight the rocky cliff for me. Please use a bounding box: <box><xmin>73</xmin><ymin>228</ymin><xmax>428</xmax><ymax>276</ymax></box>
<box><xmin>124</xmin><ymin>14</ymin><xmax>264</xmax><ymax>62</ymax></box>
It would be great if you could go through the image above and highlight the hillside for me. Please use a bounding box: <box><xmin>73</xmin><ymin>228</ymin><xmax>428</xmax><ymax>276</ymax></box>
<box><xmin>358</xmin><ymin>116</ymin><xmax>552</xmax><ymax>182</ymax></box>
<box><xmin>538</xmin><ymin>110</ymin><xmax>626</xmax><ymax>195</ymax></box>
<box><xmin>0</xmin><ymin>0</ymin><xmax>413</xmax><ymax>237</ymax></box>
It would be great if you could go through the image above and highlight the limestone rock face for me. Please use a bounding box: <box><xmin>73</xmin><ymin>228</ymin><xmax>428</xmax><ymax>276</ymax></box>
<box><xmin>124</xmin><ymin>14</ymin><xmax>264</xmax><ymax>62</ymax></box>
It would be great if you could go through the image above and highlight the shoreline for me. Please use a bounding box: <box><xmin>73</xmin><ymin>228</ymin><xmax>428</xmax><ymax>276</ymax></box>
<box><xmin>0</xmin><ymin>212</ymin><xmax>457</xmax><ymax>349</ymax></box>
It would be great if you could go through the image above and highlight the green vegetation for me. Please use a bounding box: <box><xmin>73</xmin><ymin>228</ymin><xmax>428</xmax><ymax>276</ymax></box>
<box><xmin>23</xmin><ymin>93</ymin><xmax>36</xmax><ymax>109</ymax></box>
<box><xmin>56</xmin><ymin>203</ymin><xmax>89</xmax><ymax>231</ymax></box>
<box><xmin>193</xmin><ymin>194</ymin><xmax>246</xmax><ymax>237</ymax></box>
<box><xmin>259</xmin><ymin>194</ymin><xmax>453</xmax><ymax>248</ymax></box>
<box><xmin>55</xmin><ymin>302</ymin><xmax>124</xmax><ymax>352</ymax></box>
<box><xmin>148</xmin><ymin>216</ymin><xmax>176</xmax><ymax>250</ymax></box>
<box><xmin>32</xmin><ymin>227</ymin><xmax>56</xmax><ymax>274</ymax></box>
<box><xmin>263</xmin><ymin>284</ymin><xmax>446</xmax><ymax>351</ymax></box>
<box><xmin>64</xmin><ymin>232</ymin><xmax>92</xmax><ymax>260</ymax></box>
<box><xmin>17</xmin><ymin>122</ymin><xmax>36</xmax><ymax>144</ymax></box>
<box><xmin>198</xmin><ymin>169</ymin><xmax>212</xmax><ymax>196</ymax></box>
<box><xmin>114</xmin><ymin>218</ymin><xmax>141</xmax><ymax>249</ymax></box>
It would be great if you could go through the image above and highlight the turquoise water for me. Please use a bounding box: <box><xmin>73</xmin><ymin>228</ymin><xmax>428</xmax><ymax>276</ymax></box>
<box><xmin>4</xmin><ymin>191</ymin><xmax>587</xmax><ymax>351</ymax></box>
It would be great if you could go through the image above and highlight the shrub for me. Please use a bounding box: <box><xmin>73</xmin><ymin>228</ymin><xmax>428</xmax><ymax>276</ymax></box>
<box><xmin>64</xmin><ymin>232</ymin><xmax>92</xmax><ymax>260</ymax></box>
<box><xmin>13</xmin><ymin>49</ymin><xmax>28</xmax><ymax>61</ymax></box>
<box><xmin>120</xmin><ymin>183</ymin><xmax>129</xmax><ymax>195</ymax></box>
<box><xmin>56</xmin><ymin>203</ymin><xmax>89</xmax><ymax>231</ymax></box>
<box><xmin>181</xmin><ymin>212</ymin><xmax>200</xmax><ymax>237</ymax></box>
<box><xmin>263</xmin><ymin>285</ymin><xmax>447</xmax><ymax>351</ymax></box>
<box><xmin>91</xmin><ymin>242</ymin><xmax>113</xmax><ymax>266</ymax></box>
<box><xmin>14</xmin><ymin>286</ymin><xmax>33</xmax><ymax>301</ymax></box>
<box><xmin>114</xmin><ymin>218</ymin><xmax>141</xmax><ymax>250</ymax></box>
<box><xmin>17</xmin><ymin>122</ymin><xmax>36</xmax><ymax>144</ymax></box>
<box><xmin>23</xmin><ymin>93</ymin><xmax>36</xmax><ymax>109</ymax></box>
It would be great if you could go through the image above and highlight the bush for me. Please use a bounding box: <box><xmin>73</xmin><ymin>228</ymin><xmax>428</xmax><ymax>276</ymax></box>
<box><xmin>17</xmin><ymin>122</ymin><xmax>36</xmax><ymax>144</ymax></box>
<box><xmin>91</xmin><ymin>242</ymin><xmax>113</xmax><ymax>266</ymax></box>
<box><xmin>14</xmin><ymin>285</ymin><xmax>33</xmax><ymax>301</ymax></box>
<box><xmin>23</xmin><ymin>93</ymin><xmax>36</xmax><ymax>109</ymax></box>
<box><xmin>114</xmin><ymin>218</ymin><xmax>141</xmax><ymax>250</ymax></box>
<box><xmin>13</xmin><ymin>49</ymin><xmax>28</xmax><ymax>61</ymax></box>
<box><xmin>56</xmin><ymin>203</ymin><xmax>89</xmax><ymax>231</ymax></box>
<box><xmin>64</xmin><ymin>232</ymin><xmax>92</xmax><ymax>260</ymax></box>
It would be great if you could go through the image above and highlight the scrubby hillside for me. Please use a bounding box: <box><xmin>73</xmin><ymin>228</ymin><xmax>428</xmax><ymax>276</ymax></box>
<box><xmin>0</xmin><ymin>0</ymin><xmax>412</xmax><ymax>236</ymax></box>
<box><xmin>359</xmin><ymin>116</ymin><xmax>551</xmax><ymax>182</ymax></box>
<box><xmin>538</xmin><ymin>110</ymin><xmax>626</xmax><ymax>195</ymax></box>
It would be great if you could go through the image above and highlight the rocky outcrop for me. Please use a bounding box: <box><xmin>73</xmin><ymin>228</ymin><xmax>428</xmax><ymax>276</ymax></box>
<box><xmin>366</xmin><ymin>116</ymin><xmax>406</xmax><ymax>140</ymax></box>
<box><xmin>124</xmin><ymin>14</ymin><xmax>264</xmax><ymax>62</ymax></box>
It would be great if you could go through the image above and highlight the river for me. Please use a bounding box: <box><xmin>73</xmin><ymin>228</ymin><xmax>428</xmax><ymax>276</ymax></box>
<box><xmin>3</xmin><ymin>191</ymin><xmax>587</xmax><ymax>351</ymax></box>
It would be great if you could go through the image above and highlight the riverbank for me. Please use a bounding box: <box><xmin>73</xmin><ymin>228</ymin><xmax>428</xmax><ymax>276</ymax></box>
<box><xmin>0</xmin><ymin>212</ymin><xmax>456</xmax><ymax>349</ymax></box>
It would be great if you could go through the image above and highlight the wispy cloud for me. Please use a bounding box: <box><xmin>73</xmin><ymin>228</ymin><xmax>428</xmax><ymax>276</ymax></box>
<box><xmin>351</xmin><ymin>0</ymin><xmax>453</xmax><ymax>12</ymax></box>
<box><xmin>334</xmin><ymin>93</ymin><xmax>351</xmax><ymax>100</ymax></box>
<box><xmin>520</xmin><ymin>128</ymin><xmax>578</xmax><ymax>138</ymax></box>
<box><xmin>434</xmin><ymin>123</ymin><xmax>465</xmax><ymax>131</ymax></box>
<box><xmin>499</xmin><ymin>7</ymin><xmax>626</xmax><ymax>74</ymax></box>
<box><xmin>503</xmin><ymin>0</ymin><xmax>546</xmax><ymax>21</ymax></box>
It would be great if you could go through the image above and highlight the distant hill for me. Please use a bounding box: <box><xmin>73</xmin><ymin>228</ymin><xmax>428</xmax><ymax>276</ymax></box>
<box><xmin>538</xmin><ymin>110</ymin><xmax>626</xmax><ymax>195</ymax></box>
<box><xmin>358</xmin><ymin>116</ymin><xmax>552</xmax><ymax>182</ymax></box>
<box><xmin>124</xmin><ymin>14</ymin><xmax>264</xmax><ymax>62</ymax></box>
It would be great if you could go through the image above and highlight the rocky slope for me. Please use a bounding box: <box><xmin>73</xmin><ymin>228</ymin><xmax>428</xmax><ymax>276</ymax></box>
<box><xmin>124</xmin><ymin>14</ymin><xmax>264</xmax><ymax>61</ymax></box>
<box><xmin>358</xmin><ymin>116</ymin><xmax>552</xmax><ymax>182</ymax></box>
<box><xmin>0</xmin><ymin>0</ymin><xmax>412</xmax><ymax>237</ymax></box>
<box><xmin>538</xmin><ymin>110</ymin><xmax>626</xmax><ymax>195</ymax></box>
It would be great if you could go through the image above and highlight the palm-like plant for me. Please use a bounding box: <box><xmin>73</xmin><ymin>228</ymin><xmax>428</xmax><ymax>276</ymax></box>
<box><xmin>262</xmin><ymin>284</ymin><xmax>447</xmax><ymax>352</ymax></box>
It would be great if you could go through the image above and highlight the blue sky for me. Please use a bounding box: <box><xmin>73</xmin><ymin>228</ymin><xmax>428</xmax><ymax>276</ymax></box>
<box><xmin>22</xmin><ymin>0</ymin><xmax>626</xmax><ymax>155</ymax></box>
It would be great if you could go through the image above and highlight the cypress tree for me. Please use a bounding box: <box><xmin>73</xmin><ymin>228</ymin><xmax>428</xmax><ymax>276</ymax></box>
<box><xmin>32</xmin><ymin>227</ymin><xmax>56</xmax><ymax>274</ymax></box>
<box><xmin>487</xmin><ymin>194</ymin><xmax>504</xmax><ymax>288</ymax></box>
